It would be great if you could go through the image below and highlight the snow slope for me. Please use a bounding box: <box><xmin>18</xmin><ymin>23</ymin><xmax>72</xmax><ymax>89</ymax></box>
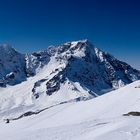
<box><xmin>0</xmin><ymin>80</ymin><xmax>140</xmax><ymax>140</ymax></box>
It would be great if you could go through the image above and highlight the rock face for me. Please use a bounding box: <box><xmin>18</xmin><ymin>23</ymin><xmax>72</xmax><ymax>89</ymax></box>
<box><xmin>25</xmin><ymin>51</ymin><xmax>50</xmax><ymax>77</ymax></box>
<box><xmin>0</xmin><ymin>40</ymin><xmax>140</xmax><ymax>99</ymax></box>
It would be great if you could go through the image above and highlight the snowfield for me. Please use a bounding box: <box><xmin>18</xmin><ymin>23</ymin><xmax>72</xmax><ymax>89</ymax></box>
<box><xmin>0</xmin><ymin>80</ymin><xmax>140</xmax><ymax>140</ymax></box>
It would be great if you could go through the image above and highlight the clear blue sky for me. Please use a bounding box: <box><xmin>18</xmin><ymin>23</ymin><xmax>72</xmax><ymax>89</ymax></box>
<box><xmin>0</xmin><ymin>0</ymin><xmax>140</xmax><ymax>68</ymax></box>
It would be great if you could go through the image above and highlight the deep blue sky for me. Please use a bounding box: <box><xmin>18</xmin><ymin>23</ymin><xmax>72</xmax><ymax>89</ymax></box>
<box><xmin>0</xmin><ymin>0</ymin><xmax>140</xmax><ymax>68</ymax></box>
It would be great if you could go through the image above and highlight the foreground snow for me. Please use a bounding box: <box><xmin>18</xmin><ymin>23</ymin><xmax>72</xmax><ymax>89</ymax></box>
<box><xmin>0</xmin><ymin>80</ymin><xmax>140</xmax><ymax>140</ymax></box>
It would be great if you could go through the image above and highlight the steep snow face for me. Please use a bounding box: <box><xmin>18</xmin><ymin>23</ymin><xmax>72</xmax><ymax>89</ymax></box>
<box><xmin>58</xmin><ymin>40</ymin><xmax>140</xmax><ymax>91</ymax></box>
<box><xmin>0</xmin><ymin>45</ymin><xmax>26</xmax><ymax>86</ymax></box>
<box><xmin>25</xmin><ymin>51</ymin><xmax>50</xmax><ymax>76</ymax></box>
<box><xmin>25</xmin><ymin>45</ymin><xmax>57</xmax><ymax>77</ymax></box>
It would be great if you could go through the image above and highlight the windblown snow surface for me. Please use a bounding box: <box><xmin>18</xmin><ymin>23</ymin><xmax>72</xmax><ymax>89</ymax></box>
<box><xmin>0</xmin><ymin>80</ymin><xmax>140</xmax><ymax>140</ymax></box>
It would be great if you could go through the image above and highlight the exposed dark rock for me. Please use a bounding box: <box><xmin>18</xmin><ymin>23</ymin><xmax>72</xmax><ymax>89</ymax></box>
<box><xmin>123</xmin><ymin>111</ymin><xmax>140</xmax><ymax>116</ymax></box>
<box><xmin>32</xmin><ymin>79</ymin><xmax>47</xmax><ymax>99</ymax></box>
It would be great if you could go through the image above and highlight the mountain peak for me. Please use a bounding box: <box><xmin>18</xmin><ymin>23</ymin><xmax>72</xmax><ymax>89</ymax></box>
<box><xmin>0</xmin><ymin>44</ymin><xmax>18</xmax><ymax>55</ymax></box>
<box><xmin>0</xmin><ymin>44</ymin><xmax>13</xmax><ymax>50</ymax></box>
<box><xmin>63</xmin><ymin>39</ymin><xmax>93</xmax><ymax>47</ymax></box>
<box><xmin>70</xmin><ymin>39</ymin><xmax>90</xmax><ymax>44</ymax></box>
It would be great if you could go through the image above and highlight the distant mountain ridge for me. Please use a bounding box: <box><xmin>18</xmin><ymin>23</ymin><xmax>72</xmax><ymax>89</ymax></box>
<box><xmin>0</xmin><ymin>40</ymin><xmax>139</xmax><ymax>91</ymax></box>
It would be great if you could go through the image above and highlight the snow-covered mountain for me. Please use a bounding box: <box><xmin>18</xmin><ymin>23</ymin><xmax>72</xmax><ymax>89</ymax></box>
<box><xmin>0</xmin><ymin>39</ymin><xmax>140</xmax><ymax>140</ymax></box>
<box><xmin>0</xmin><ymin>40</ymin><xmax>140</xmax><ymax>120</ymax></box>
<box><xmin>0</xmin><ymin>44</ymin><xmax>26</xmax><ymax>87</ymax></box>
<box><xmin>1</xmin><ymin>40</ymin><xmax>140</xmax><ymax>91</ymax></box>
